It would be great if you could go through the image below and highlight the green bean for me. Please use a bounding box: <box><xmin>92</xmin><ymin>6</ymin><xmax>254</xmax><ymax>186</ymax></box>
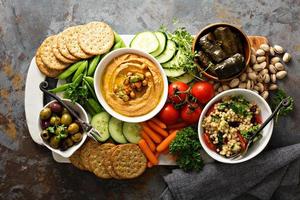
<box><xmin>48</xmin><ymin>83</ymin><xmax>71</xmax><ymax>93</ymax></box>
<box><xmin>72</xmin><ymin>60</ymin><xmax>88</xmax><ymax>82</ymax></box>
<box><xmin>83</xmin><ymin>76</ymin><xmax>94</xmax><ymax>87</ymax></box>
<box><xmin>114</xmin><ymin>31</ymin><xmax>122</xmax><ymax>43</ymax></box>
<box><xmin>87</xmin><ymin>55</ymin><xmax>101</xmax><ymax>76</ymax></box>
<box><xmin>83</xmin><ymin>79</ymin><xmax>97</xmax><ymax>100</ymax></box>
<box><xmin>57</xmin><ymin>61</ymin><xmax>85</xmax><ymax>80</ymax></box>
<box><xmin>87</xmin><ymin>98</ymin><xmax>103</xmax><ymax>113</ymax></box>
<box><xmin>73</xmin><ymin>74</ymin><xmax>84</xmax><ymax>87</ymax></box>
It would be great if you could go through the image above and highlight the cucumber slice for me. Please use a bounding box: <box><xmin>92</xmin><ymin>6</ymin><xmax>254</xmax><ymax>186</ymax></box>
<box><xmin>163</xmin><ymin>68</ymin><xmax>186</xmax><ymax>78</ymax></box>
<box><xmin>122</xmin><ymin>122</ymin><xmax>142</xmax><ymax>144</ymax></box>
<box><xmin>155</xmin><ymin>40</ymin><xmax>177</xmax><ymax>63</ymax></box>
<box><xmin>91</xmin><ymin>112</ymin><xmax>111</xmax><ymax>142</ymax></box>
<box><xmin>151</xmin><ymin>32</ymin><xmax>167</xmax><ymax>57</ymax></box>
<box><xmin>169</xmin><ymin>73</ymin><xmax>195</xmax><ymax>83</ymax></box>
<box><xmin>108</xmin><ymin>117</ymin><xmax>127</xmax><ymax>144</ymax></box>
<box><xmin>130</xmin><ymin>32</ymin><xmax>159</xmax><ymax>53</ymax></box>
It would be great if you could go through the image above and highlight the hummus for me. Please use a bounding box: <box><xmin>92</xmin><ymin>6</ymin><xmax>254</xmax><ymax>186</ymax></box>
<box><xmin>101</xmin><ymin>53</ymin><xmax>164</xmax><ymax>117</ymax></box>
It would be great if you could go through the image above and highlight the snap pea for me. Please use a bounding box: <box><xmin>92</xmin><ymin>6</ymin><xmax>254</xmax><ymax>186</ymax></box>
<box><xmin>114</xmin><ymin>31</ymin><xmax>122</xmax><ymax>43</ymax></box>
<box><xmin>87</xmin><ymin>98</ymin><xmax>103</xmax><ymax>113</ymax></box>
<box><xmin>57</xmin><ymin>61</ymin><xmax>85</xmax><ymax>80</ymax></box>
<box><xmin>87</xmin><ymin>55</ymin><xmax>101</xmax><ymax>76</ymax></box>
<box><xmin>48</xmin><ymin>83</ymin><xmax>71</xmax><ymax>93</ymax></box>
<box><xmin>120</xmin><ymin>41</ymin><xmax>127</xmax><ymax>48</ymax></box>
<box><xmin>73</xmin><ymin>74</ymin><xmax>84</xmax><ymax>87</ymax></box>
<box><xmin>72</xmin><ymin>60</ymin><xmax>88</xmax><ymax>82</ymax></box>
<box><xmin>83</xmin><ymin>79</ymin><xmax>97</xmax><ymax>100</ymax></box>
<box><xmin>112</xmin><ymin>42</ymin><xmax>122</xmax><ymax>50</ymax></box>
<box><xmin>83</xmin><ymin>76</ymin><xmax>94</xmax><ymax>87</ymax></box>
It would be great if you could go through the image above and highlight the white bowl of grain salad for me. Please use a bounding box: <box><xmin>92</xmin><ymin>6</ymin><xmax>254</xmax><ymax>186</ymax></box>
<box><xmin>198</xmin><ymin>88</ymin><xmax>273</xmax><ymax>164</ymax></box>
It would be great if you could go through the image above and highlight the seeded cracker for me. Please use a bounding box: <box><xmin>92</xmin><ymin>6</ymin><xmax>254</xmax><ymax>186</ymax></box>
<box><xmin>79</xmin><ymin>139</ymin><xmax>98</xmax><ymax>171</ymax></box>
<box><xmin>78</xmin><ymin>21</ymin><xmax>114</xmax><ymax>55</ymax></box>
<box><xmin>66</xmin><ymin>25</ymin><xmax>92</xmax><ymax>59</ymax></box>
<box><xmin>90</xmin><ymin>143</ymin><xmax>115</xmax><ymax>179</ymax></box>
<box><xmin>69</xmin><ymin>148</ymin><xmax>86</xmax><ymax>171</ymax></box>
<box><xmin>111</xmin><ymin>144</ymin><xmax>147</xmax><ymax>179</ymax></box>
<box><xmin>52</xmin><ymin>34</ymin><xmax>75</xmax><ymax>64</ymax></box>
<box><xmin>57</xmin><ymin>27</ymin><xmax>80</xmax><ymax>60</ymax></box>
<box><xmin>104</xmin><ymin>146</ymin><xmax>122</xmax><ymax>179</ymax></box>
<box><xmin>35</xmin><ymin>47</ymin><xmax>63</xmax><ymax>77</ymax></box>
<box><xmin>40</xmin><ymin>35</ymin><xmax>69</xmax><ymax>70</ymax></box>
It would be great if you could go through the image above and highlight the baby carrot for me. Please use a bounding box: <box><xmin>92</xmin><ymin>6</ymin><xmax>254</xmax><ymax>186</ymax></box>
<box><xmin>156</xmin><ymin>130</ymin><xmax>178</xmax><ymax>153</ymax></box>
<box><xmin>147</xmin><ymin>121</ymin><xmax>168</xmax><ymax>137</ymax></box>
<box><xmin>147</xmin><ymin>161</ymin><xmax>153</xmax><ymax>168</ymax></box>
<box><xmin>140</xmin><ymin>130</ymin><xmax>156</xmax><ymax>152</ymax></box>
<box><xmin>138</xmin><ymin>139</ymin><xmax>159</xmax><ymax>165</ymax></box>
<box><xmin>140</xmin><ymin>122</ymin><xmax>162</xmax><ymax>143</ymax></box>
<box><xmin>151</xmin><ymin>118</ymin><xmax>167</xmax><ymax>129</ymax></box>
<box><xmin>167</xmin><ymin>122</ymin><xmax>188</xmax><ymax>130</ymax></box>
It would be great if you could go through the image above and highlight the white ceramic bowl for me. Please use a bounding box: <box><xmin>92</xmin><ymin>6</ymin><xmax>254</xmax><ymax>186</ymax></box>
<box><xmin>38</xmin><ymin>99</ymin><xmax>88</xmax><ymax>158</ymax></box>
<box><xmin>198</xmin><ymin>89</ymin><xmax>273</xmax><ymax>164</ymax></box>
<box><xmin>94</xmin><ymin>48</ymin><xmax>168</xmax><ymax>123</ymax></box>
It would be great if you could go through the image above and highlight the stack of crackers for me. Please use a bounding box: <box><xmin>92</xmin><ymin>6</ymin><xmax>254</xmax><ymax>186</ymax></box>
<box><xmin>35</xmin><ymin>21</ymin><xmax>115</xmax><ymax>77</ymax></box>
<box><xmin>69</xmin><ymin>139</ymin><xmax>147</xmax><ymax>179</ymax></box>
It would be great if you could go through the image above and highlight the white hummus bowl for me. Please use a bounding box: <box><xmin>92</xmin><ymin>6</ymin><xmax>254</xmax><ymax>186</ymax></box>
<box><xmin>198</xmin><ymin>89</ymin><xmax>273</xmax><ymax>164</ymax></box>
<box><xmin>94</xmin><ymin>48</ymin><xmax>168</xmax><ymax>123</ymax></box>
<box><xmin>38</xmin><ymin>99</ymin><xmax>88</xmax><ymax>158</ymax></box>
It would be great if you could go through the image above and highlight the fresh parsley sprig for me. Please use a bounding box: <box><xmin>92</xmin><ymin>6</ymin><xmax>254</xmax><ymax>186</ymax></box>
<box><xmin>270</xmin><ymin>88</ymin><xmax>294</xmax><ymax>123</ymax></box>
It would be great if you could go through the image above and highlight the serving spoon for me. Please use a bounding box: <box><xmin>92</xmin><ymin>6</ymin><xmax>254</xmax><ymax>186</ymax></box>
<box><xmin>229</xmin><ymin>97</ymin><xmax>291</xmax><ymax>160</ymax></box>
<box><xmin>39</xmin><ymin>81</ymin><xmax>103</xmax><ymax>143</ymax></box>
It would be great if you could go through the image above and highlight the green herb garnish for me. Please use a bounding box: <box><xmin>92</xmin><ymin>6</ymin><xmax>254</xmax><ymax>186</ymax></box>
<box><xmin>169</xmin><ymin>127</ymin><xmax>204</xmax><ymax>172</ymax></box>
<box><xmin>240</xmin><ymin>125</ymin><xmax>260</xmax><ymax>140</ymax></box>
<box><xmin>270</xmin><ymin>89</ymin><xmax>294</xmax><ymax>123</ymax></box>
<box><xmin>64</xmin><ymin>84</ymin><xmax>88</xmax><ymax>105</ymax></box>
<box><xmin>228</xmin><ymin>95</ymin><xmax>250</xmax><ymax>116</ymax></box>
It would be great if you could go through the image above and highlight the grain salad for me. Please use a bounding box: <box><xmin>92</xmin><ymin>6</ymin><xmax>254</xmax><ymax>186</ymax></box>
<box><xmin>202</xmin><ymin>95</ymin><xmax>262</xmax><ymax>157</ymax></box>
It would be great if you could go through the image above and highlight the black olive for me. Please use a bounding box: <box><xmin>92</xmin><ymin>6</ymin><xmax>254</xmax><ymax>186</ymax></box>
<box><xmin>228</xmin><ymin>121</ymin><xmax>240</xmax><ymax>127</ymax></box>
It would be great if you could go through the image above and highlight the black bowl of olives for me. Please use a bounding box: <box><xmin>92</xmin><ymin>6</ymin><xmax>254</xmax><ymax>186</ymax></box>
<box><xmin>39</xmin><ymin>99</ymin><xmax>88</xmax><ymax>157</ymax></box>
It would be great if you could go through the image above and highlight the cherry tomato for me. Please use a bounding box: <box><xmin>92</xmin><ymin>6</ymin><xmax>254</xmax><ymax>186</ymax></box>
<box><xmin>168</xmin><ymin>81</ymin><xmax>189</xmax><ymax>104</ymax></box>
<box><xmin>180</xmin><ymin>103</ymin><xmax>202</xmax><ymax>124</ymax></box>
<box><xmin>206</xmin><ymin>103</ymin><xmax>217</xmax><ymax>116</ymax></box>
<box><xmin>158</xmin><ymin>103</ymin><xmax>180</xmax><ymax>125</ymax></box>
<box><xmin>237</xmin><ymin>132</ymin><xmax>247</xmax><ymax>151</ymax></box>
<box><xmin>203</xmin><ymin>132</ymin><xmax>216</xmax><ymax>151</ymax></box>
<box><xmin>190</xmin><ymin>82</ymin><xmax>215</xmax><ymax>104</ymax></box>
<box><xmin>255</xmin><ymin>114</ymin><xmax>262</xmax><ymax>124</ymax></box>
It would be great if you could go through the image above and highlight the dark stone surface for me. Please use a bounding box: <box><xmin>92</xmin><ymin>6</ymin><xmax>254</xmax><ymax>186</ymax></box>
<box><xmin>0</xmin><ymin>0</ymin><xmax>299</xmax><ymax>199</ymax></box>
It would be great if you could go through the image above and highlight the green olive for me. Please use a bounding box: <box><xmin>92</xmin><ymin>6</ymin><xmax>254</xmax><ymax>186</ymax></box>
<box><xmin>50</xmin><ymin>116</ymin><xmax>60</xmax><ymax>126</ymax></box>
<box><xmin>41</xmin><ymin>130</ymin><xmax>50</xmax><ymax>141</ymax></box>
<box><xmin>61</xmin><ymin>138</ymin><xmax>74</xmax><ymax>151</ymax></box>
<box><xmin>40</xmin><ymin>108</ymin><xmax>52</xmax><ymax>120</ymax></box>
<box><xmin>61</xmin><ymin>113</ymin><xmax>72</xmax><ymax>126</ymax></box>
<box><xmin>65</xmin><ymin>138</ymin><xmax>74</xmax><ymax>147</ymax></box>
<box><xmin>55</xmin><ymin>125</ymin><xmax>67</xmax><ymax>136</ymax></box>
<box><xmin>62</xmin><ymin>108</ymin><xmax>69</xmax><ymax>115</ymax></box>
<box><xmin>49</xmin><ymin>136</ymin><xmax>61</xmax><ymax>149</ymax></box>
<box><xmin>71</xmin><ymin>132</ymin><xmax>83</xmax><ymax>143</ymax></box>
<box><xmin>67</xmin><ymin>123</ymin><xmax>80</xmax><ymax>134</ymax></box>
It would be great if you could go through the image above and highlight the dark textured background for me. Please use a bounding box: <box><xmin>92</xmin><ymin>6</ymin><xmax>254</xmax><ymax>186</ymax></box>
<box><xmin>0</xmin><ymin>0</ymin><xmax>299</xmax><ymax>199</ymax></box>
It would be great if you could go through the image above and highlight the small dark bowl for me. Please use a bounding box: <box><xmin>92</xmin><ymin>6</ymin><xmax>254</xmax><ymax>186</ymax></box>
<box><xmin>192</xmin><ymin>23</ymin><xmax>251</xmax><ymax>82</ymax></box>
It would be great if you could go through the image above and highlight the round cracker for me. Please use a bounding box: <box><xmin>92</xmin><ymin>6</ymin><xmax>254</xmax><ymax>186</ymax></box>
<box><xmin>111</xmin><ymin>144</ymin><xmax>147</xmax><ymax>179</ymax></box>
<box><xmin>35</xmin><ymin>48</ymin><xmax>63</xmax><ymax>78</ymax></box>
<box><xmin>57</xmin><ymin>28</ymin><xmax>79</xmax><ymax>60</ymax></box>
<box><xmin>79</xmin><ymin>139</ymin><xmax>99</xmax><ymax>171</ymax></box>
<box><xmin>104</xmin><ymin>146</ymin><xmax>122</xmax><ymax>179</ymax></box>
<box><xmin>65</xmin><ymin>25</ymin><xmax>92</xmax><ymax>59</ymax></box>
<box><xmin>52</xmin><ymin>35</ymin><xmax>76</xmax><ymax>64</ymax></box>
<box><xmin>78</xmin><ymin>21</ymin><xmax>114</xmax><ymax>55</ymax></box>
<box><xmin>40</xmin><ymin>35</ymin><xmax>69</xmax><ymax>70</ymax></box>
<box><xmin>90</xmin><ymin>143</ymin><xmax>115</xmax><ymax>179</ymax></box>
<box><xmin>69</xmin><ymin>148</ymin><xmax>86</xmax><ymax>171</ymax></box>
